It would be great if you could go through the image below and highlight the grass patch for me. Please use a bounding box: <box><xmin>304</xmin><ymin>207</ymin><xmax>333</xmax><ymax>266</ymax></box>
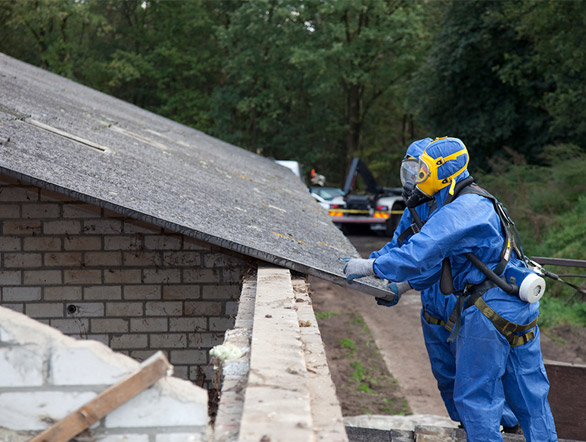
<box><xmin>314</xmin><ymin>310</ymin><xmax>411</xmax><ymax>416</ymax></box>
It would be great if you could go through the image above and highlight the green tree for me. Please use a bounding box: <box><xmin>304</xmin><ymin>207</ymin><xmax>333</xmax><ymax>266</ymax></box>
<box><xmin>0</xmin><ymin>0</ymin><xmax>105</xmax><ymax>79</ymax></box>
<box><xmin>498</xmin><ymin>0</ymin><xmax>586</xmax><ymax>144</ymax></box>
<box><xmin>213</xmin><ymin>0</ymin><xmax>426</xmax><ymax>185</ymax></box>
<box><xmin>409</xmin><ymin>0</ymin><xmax>553</xmax><ymax>168</ymax></box>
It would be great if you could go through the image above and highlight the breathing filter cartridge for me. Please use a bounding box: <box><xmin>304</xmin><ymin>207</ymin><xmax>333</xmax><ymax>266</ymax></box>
<box><xmin>505</xmin><ymin>265</ymin><xmax>546</xmax><ymax>303</ymax></box>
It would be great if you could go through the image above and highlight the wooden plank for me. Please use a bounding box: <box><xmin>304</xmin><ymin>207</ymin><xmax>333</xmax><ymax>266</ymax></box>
<box><xmin>544</xmin><ymin>360</ymin><xmax>586</xmax><ymax>441</ymax></box>
<box><xmin>30</xmin><ymin>351</ymin><xmax>172</xmax><ymax>442</ymax></box>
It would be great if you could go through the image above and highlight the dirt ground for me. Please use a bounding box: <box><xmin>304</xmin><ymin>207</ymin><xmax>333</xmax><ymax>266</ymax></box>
<box><xmin>310</xmin><ymin>233</ymin><xmax>586</xmax><ymax>419</ymax></box>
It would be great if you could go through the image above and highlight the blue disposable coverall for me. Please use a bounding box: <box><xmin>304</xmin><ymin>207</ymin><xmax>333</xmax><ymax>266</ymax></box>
<box><xmin>371</xmin><ymin>143</ymin><xmax>557</xmax><ymax>441</ymax></box>
<box><xmin>370</xmin><ymin>140</ymin><xmax>518</xmax><ymax>428</ymax></box>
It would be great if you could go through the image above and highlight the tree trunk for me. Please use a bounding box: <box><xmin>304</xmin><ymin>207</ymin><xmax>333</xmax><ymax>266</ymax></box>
<box><xmin>345</xmin><ymin>83</ymin><xmax>362</xmax><ymax>174</ymax></box>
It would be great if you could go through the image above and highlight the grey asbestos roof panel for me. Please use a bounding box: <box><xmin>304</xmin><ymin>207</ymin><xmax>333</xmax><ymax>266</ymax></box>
<box><xmin>0</xmin><ymin>53</ymin><xmax>389</xmax><ymax>298</ymax></box>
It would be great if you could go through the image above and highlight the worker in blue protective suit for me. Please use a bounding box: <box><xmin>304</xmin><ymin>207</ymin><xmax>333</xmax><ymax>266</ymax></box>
<box><xmin>343</xmin><ymin>137</ymin><xmax>557</xmax><ymax>442</ymax></box>
<box><xmin>368</xmin><ymin>138</ymin><xmax>521</xmax><ymax>432</ymax></box>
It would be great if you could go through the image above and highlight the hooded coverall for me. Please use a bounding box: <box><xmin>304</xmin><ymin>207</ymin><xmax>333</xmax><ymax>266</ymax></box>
<box><xmin>370</xmin><ymin>141</ymin><xmax>518</xmax><ymax>428</ymax></box>
<box><xmin>371</xmin><ymin>143</ymin><xmax>557</xmax><ymax>441</ymax></box>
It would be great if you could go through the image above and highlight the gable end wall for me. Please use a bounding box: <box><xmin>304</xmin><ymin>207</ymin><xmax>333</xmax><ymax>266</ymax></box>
<box><xmin>0</xmin><ymin>174</ymin><xmax>246</xmax><ymax>387</ymax></box>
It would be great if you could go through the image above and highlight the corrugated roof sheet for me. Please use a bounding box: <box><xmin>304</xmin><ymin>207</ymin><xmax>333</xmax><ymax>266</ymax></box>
<box><xmin>0</xmin><ymin>53</ymin><xmax>388</xmax><ymax>297</ymax></box>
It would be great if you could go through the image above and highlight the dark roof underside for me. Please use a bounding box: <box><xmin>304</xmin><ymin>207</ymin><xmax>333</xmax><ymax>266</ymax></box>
<box><xmin>0</xmin><ymin>53</ymin><xmax>388</xmax><ymax>297</ymax></box>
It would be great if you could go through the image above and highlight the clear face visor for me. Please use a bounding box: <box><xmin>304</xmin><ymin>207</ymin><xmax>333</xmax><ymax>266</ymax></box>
<box><xmin>416</xmin><ymin>157</ymin><xmax>431</xmax><ymax>184</ymax></box>
<box><xmin>400</xmin><ymin>158</ymin><xmax>420</xmax><ymax>187</ymax></box>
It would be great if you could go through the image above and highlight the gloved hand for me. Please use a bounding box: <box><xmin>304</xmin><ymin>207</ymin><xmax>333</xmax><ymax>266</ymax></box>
<box><xmin>375</xmin><ymin>281</ymin><xmax>412</xmax><ymax>307</ymax></box>
<box><xmin>342</xmin><ymin>257</ymin><xmax>375</xmax><ymax>282</ymax></box>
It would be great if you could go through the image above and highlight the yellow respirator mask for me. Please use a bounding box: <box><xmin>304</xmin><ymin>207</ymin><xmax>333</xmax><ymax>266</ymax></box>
<box><xmin>416</xmin><ymin>141</ymin><xmax>469</xmax><ymax>197</ymax></box>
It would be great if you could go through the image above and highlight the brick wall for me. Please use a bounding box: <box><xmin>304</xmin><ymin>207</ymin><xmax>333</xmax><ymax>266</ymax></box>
<box><xmin>0</xmin><ymin>174</ymin><xmax>247</xmax><ymax>386</ymax></box>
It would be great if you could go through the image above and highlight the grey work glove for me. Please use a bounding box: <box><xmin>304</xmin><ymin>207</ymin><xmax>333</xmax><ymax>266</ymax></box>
<box><xmin>342</xmin><ymin>257</ymin><xmax>375</xmax><ymax>282</ymax></box>
<box><xmin>375</xmin><ymin>281</ymin><xmax>412</xmax><ymax>307</ymax></box>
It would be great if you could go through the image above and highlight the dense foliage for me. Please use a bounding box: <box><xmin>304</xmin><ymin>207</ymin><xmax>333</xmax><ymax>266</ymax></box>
<box><xmin>1</xmin><ymin>0</ymin><xmax>584</xmax><ymax>309</ymax></box>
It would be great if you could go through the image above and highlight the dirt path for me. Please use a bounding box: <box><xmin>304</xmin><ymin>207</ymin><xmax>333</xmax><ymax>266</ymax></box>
<box><xmin>309</xmin><ymin>276</ymin><xmax>448</xmax><ymax>417</ymax></box>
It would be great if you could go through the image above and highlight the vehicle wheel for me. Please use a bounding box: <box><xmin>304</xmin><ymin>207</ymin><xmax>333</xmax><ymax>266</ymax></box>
<box><xmin>385</xmin><ymin>213</ymin><xmax>401</xmax><ymax>237</ymax></box>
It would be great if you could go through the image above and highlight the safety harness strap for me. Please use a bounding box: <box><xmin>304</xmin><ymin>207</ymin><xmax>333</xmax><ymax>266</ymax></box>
<box><xmin>422</xmin><ymin>308</ymin><xmax>445</xmax><ymax>327</ymax></box>
<box><xmin>446</xmin><ymin>279</ymin><xmax>538</xmax><ymax>347</ymax></box>
<box><xmin>397</xmin><ymin>223</ymin><xmax>420</xmax><ymax>245</ymax></box>
<box><xmin>472</xmin><ymin>297</ymin><xmax>539</xmax><ymax>347</ymax></box>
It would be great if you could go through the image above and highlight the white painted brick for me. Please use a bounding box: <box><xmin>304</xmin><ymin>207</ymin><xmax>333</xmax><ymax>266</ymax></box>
<box><xmin>124</xmin><ymin>285</ymin><xmax>161</xmax><ymax>300</ymax></box>
<box><xmin>162</xmin><ymin>251</ymin><xmax>200</xmax><ymax>267</ymax></box>
<box><xmin>0</xmin><ymin>270</ymin><xmax>21</xmax><ymax>286</ymax></box>
<box><xmin>142</xmin><ymin>269</ymin><xmax>180</xmax><ymax>284</ymax></box>
<box><xmin>63</xmin><ymin>203</ymin><xmax>101</xmax><ymax>218</ymax></box>
<box><xmin>145</xmin><ymin>302</ymin><xmax>182</xmax><ymax>316</ymax></box>
<box><xmin>169</xmin><ymin>350</ymin><xmax>208</xmax><ymax>365</ymax></box>
<box><xmin>150</xmin><ymin>334</ymin><xmax>187</xmax><ymax>349</ymax></box>
<box><xmin>87</xmin><ymin>334</ymin><xmax>109</xmax><ymax>345</ymax></box>
<box><xmin>24</xmin><ymin>236</ymin><xmax>61</xmax><ymax>251</ymax></box>
<box><xmin>43</xmin><ymin>220</ymin><xmax>81</xmax><ymax>235</ymax></box>
<box><xmin>130</xmin><ymin>318</ymin><xmax>168</xmax><ymax>332</ymax></box>
<box><xmin>130</xmin><ymin>350</ymin><xmax>161</xmax><ymax>361</ymax></box>
<box><xmin>0</xmin><ymin>346</ymin><xmax>44</xmax><ymax>387</ymax></box>
<box><xmin>144</xmin><ymin>235</ymin><xmax>182</xmax><ymax>250</ymax></box>
<box><xmin>40</xmin><ymin>188</ymin><xmax>76</xmax><ymax>202</ymax></box>
<box><xmin>85</xmin><ymin>251</ymin><xmax>122</xmax><ymax>266</ymax></box>
<box><xmin>185</xmin><ymin>301</ymin><xmax>222</xmax><ymax>316</ymax></box>
<box><xmin>202</xmin><ymin>285</ymin><xmax>240</xmax><ymax>300</ymax></box>
<box><xmin>0</xmin><ymin>236</ymin><xmax>21</xmax><ymax>251</ymax></box>
<box><xmin>2</xmin><ymin>304</ymin><xmax>23</xmax><ymax>313</ymax></box>
<box><xmin>173</xmin><ymin>365</ymin><xmax>189</xmax><ymax>380</ymax></box>
<box><xmin>0</xmin><ymin>204</ymin><xmax>21</xmax><ymax>218</ymax></box>
<box><xmin>64</xmin><ymin>236</ymin><xmax>102</xmax><ymax>250</ymax></box>
<box><xmin>123</xmin><ymin>219</ymin><xmax>162</xmax><ymax>234</ymax></box>
<box><xmin>4</xmin><ymin>252</ymin><xmax>42</xmax><ymax>268</ymax></box>
<box><xmin>225</xmin><ymin>301</ymin><xmax>239</xmax><ymax>316</ymax></box>
<box><xmin>66</xmin><ymin>302</ymin><xmax>105</xmax><ymax>317</ymax></box>
<box><xmin>26</xmin><ymin>303</ymin><xmax>63</xmax><ymax>318</ymax></box>
<box><xmin>163</xmin><ymin>285</ymin><xmax>200</xmax><ymax>300</ymax></box>
<box><xmin>24</xmin><ymin>270</ymin><xmax>62</xmax><ymax>285</ymax></box>
<box><xmin>124</xmin><ymin>251</ymin><xmax>163</xmax><ymax>266</ymax></box>
<box><xmin>50</xmin><ymin>343</ymin><xmax>136</xmax><ymax>385</ymax></box>
<box><xmin>3</xmin><ymin>220</ymin><xmax>42</xmax><ymax>235</ymax></box>
<box><xmin>50</xmin><ymin>318</ymin><xmax>89</xmax><ymax>335</ymax></box>
<box><xmin>104</xmin><ymin>269</ymin><xmax>142</xmax><ymax>284</ymax></box>
<box><xmin>0</xmin><ymin>391</ymin><xmax>96</xmax><ymax>430</ymax></box>
<box><xmin>0</xmin><ymin>187</ymin><xmax>38</xmax><ymax>202</ymax></box>
<box><xmin>64</xmin><ymin>269</ymin><xmax>102</xmax><ymax>284</ymax></box>
<box><xmin>44</xmin><ymin>252</ymin><xmax>83</xmax><ymax>267</ymax></box>
<box><xmin>44</xmin><ymin>286</ymin><xmax>82</xmax><ymax>301</ymax></box>
<box><xmin>183</xmin><ymin>237</ymin><xmax>210</xmax><ymax>251</ymax></box>
<box><xmin>156</xmin><ymin>433</ymin><xmax>206</xmax><ymax>442</ymax></box>
<box><xmin>104</xmin><ymin>235</ymin><xmax>142</xmax><ymax>250</ymax></box>
<box><xmin>110</xmin><ymin>334</ymin><xmax>148</xmax><ymax>349</ymax></box>
<box><xmin>103</xmin><ymin>208</ymin><xmax>125</xmax><ymax>218</ymax></box>
<box><xmin>169</xmin><ymin>318</ymin><xmax>207</xmax><ymax>332</ymax></box>
<box><xmin>209</xmin><ymin>317</ymin><xmax>235</xmax><ymax>332</ymax></box>
<box><xmin>84</xmin><ymin>285</ymin><xmax>122</xmax><ymax>300</ymax></box>
<box><xmin>105</xmin><ymin>378</ymin><xmax>208</xmax><ymax>428</ymax></box>
<box><xmin>183</xmin><ymin>268</ymin><xmax>220</xmax><ymax>284</ymax></box>
<box><xmin>91</xmin><ymin>318</ymin><xmax>129</xmax><ymax>333</ymax></box>
<box><xmin>3</xmin><ymin>287</ymin><xmax>42</xmax><ymax>302</ymax></box>
<box><xmin>188</xmin><ymin>333</ymin><xmax>225</xmax><ymax>349</ymax></box>
<box><xmin>106</xmin><ymin>302</ymin><xmax>143</xmax><ymax>317</ymax></box>
<box><xmin>22</xmin><ymin>203</ymin><xmax>60</xmax><ymax>218</ymax></box>
<box><xmin>203</xmin><ymin>253</ymin><xmax>245</xmax><ymax>268</ymax></box>
<box><xmin>83</xmin><ymin>219</ymin><xmax>123</xmax><ymax>234</ymax></box>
